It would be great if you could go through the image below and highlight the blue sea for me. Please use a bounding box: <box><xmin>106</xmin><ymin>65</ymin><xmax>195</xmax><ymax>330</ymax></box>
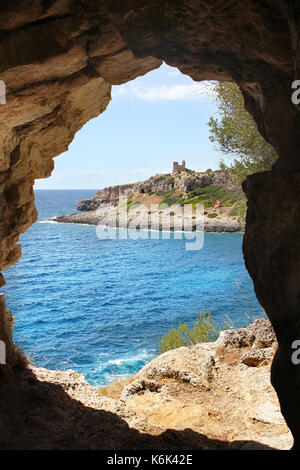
<box><xmin>2</xmin><ymin>190</ymin><xmax>264</xmax><ymax>386</ymax></box>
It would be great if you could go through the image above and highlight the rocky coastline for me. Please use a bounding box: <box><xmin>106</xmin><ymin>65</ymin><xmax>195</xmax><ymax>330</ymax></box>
<box><xmin>52</xmin><ymin>170</ymin><xmax>243</xmax><ymax>233</ymax></box>
<box><xmin>53</xmin><ymin>209</ymin><xmax>241</xmax><ymax>233</ymax></box>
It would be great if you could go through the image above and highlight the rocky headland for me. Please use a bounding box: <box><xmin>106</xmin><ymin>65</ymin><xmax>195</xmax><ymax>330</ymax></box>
<box><xmin>52</xmin><ymin>170</ymin><xmax>244</xmax><ymax>233</ymax></box>
<box><xmin>0</xmin><ymin>318</ymin><xmax>292</xmax><ymax>449</ymax></box>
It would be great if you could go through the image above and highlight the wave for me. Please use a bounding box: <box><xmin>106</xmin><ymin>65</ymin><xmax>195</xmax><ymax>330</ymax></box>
<box><xmin>39</xmin><ymin>220</ymin><xmax>92</xmax><ymax>226</ymax></box>
<box><xmin>92</xmin><ymin>349</ymin><xmax>155</xmax><ymax>384</ymax></box>
<box><xmin>38</xmin><ymin>220</ymin><xmax>59</xmax><ymax>224</ymax></box>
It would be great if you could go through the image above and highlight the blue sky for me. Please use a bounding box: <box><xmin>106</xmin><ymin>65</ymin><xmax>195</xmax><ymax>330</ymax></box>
<box><xmin>35</xmin><ymin>63</ymin><xmax>223</xmax><ymax>189</ymax></box>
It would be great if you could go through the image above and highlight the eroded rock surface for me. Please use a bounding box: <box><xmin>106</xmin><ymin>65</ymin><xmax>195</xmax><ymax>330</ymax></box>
<box><xmin>0</xmin><ymin>0</ymin><xmax>299</xmax><ymax>447</ymax></box>
<box><xmin>76</xmin><ymin>171</ymin><xmax>233</xmax><ymax>210</ymax></box>
<box><xmin>0</xmin><ymin>319</ymin><xmax>290</xmax><ymax>450</ymax></box>
<box><xmin>58</xmin><ymin>170</ymin><xmax>242</xmax><ymax>232</ymax></box>
<box><xmin>108</xmin><ymin>319</ymin><xmax>292</xmax><ymax>450</ymax></box>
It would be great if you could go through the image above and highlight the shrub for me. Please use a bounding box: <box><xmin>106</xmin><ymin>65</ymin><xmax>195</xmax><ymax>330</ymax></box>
<box><xmin>159</xmin><ymin>192</ymin><xmax>185</xmax><ymax>207</ymax></box>
<box><xmin>182</xmin><ymin>185</ymin><xmax>244</xmax><ymax>209</ymax></box>
<box><xmin>158</xmin><ymin>312</ymin><xmax>227</xmax><ymax>355</ymax></box>
<box><xmin>126</xmin><ymin>194</ymin><xmax>133</xmax><ymax>211</ymax></box>
<box><xmin>208</xmin><ymin>82</ymin><xmax>277</xmax><ymax>184</ymax></box>
<box><xmin>154</xmin><ymin>175</ymin><xmax>166</xmax><ymax>183</ymax></box>
<box><xmin>128</xmin><ymin>202</ymin><xmax>141</xmax><ymax>213</ymax></box>
<box><xmin>229</xmin><ymin>200</ymin><xmax>247</xmax><ymax>231</ymax></box>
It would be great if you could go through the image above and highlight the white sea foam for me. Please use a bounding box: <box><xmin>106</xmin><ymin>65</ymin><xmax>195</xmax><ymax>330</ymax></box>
<box><xmin>39</xmin><ymin>220</ymin><xmax>58</xmax><ymax>224</ymax></box>
<box><xmin>39</xmin><ymin>220</ymin><xmax>92</xmax><ymax>226</ymax></box>
<box><xmin>106</xmin><ymin>350</ymin><xmax>152</xmax><ymax>366</ymax></box>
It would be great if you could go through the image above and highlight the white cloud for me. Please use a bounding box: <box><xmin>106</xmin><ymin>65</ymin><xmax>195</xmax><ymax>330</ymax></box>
<box><xmin>166</xmin><ymin>69</ymin><xmax>180</xmax><ymax>78</ymax></box>
<box><xmin>113</xmin><ymin>82</ymin><xmax>215</xmax><ymax>101</ymax></box>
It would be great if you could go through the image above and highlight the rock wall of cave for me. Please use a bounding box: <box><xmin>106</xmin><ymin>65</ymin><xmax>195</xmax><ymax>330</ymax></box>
<box><xmin>0</xmin><ymin>0</ymin><xmax>300</xmax><ymax>447</ymax></box>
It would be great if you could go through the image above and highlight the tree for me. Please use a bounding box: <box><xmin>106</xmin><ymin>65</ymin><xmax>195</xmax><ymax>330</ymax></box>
<box><xmin>208</xmin><ymin>82</ymin><xmax>278</xmax><ymax>184</ymax></box>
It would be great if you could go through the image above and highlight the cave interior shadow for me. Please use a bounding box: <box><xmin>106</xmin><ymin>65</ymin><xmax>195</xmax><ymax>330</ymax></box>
<box><xmin>0</xmin><ymin>365</ymin><xmax>277</xmax><ymax>450</ymax></box>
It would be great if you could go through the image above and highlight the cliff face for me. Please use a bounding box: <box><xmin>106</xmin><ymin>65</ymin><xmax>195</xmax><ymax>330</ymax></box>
<box><xmin>78</xmin><ymin>183</ymin><xmax>137</xmax><ymax>211</ymax></box>
<box><xmin>77</xmin><ymin>171</ymin><xmax>233</xmax><ymax>211</ymax></box>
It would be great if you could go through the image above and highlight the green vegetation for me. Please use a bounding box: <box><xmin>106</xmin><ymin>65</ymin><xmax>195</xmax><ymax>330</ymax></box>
<box><xmin>158</xmin><ymin>191</ymin><xmax>185</xmax><ymax>208</ymax></box>
<box><xmin>207</xmin><ymin>213</ymin><xmax>217</xmax><ymax>218</ymax></box>
<box><xmin>126</xmin><ymin>194</ymin><xmax>133</xmax><ymax>212</ymax></box>
<box><xmin>125</xmin><ymin>174</ymin><xmax>246</xmax><ymax>224</ymax></box>
<box><xmin>154</xmin><ymin>175</ymin><xmax>166</xmax><ymax>183</ymax></box>
<box><xmin>126</xmin><ymin>195</ymin><xmax>141</xmax><ymax>212</ymax></box>
<box><xmin>154</xmin><ymin>185</ymin><xmax>244</xmax><ymax>215</ymax></box>
<box><xmin>128</xmin><ymin>202</ymin><xmax>141</xmax><ymax>212</ymax></box>
<box><xmin>158</xmin><ymin>312</ymin><xmax>228</xmax><ymax>355</ymax></box>
<box><xmin>208</xmin><ymin>82</ymin><xmax>277</xmax><ymax>183</ymax></box>
<box><xmin>229</xmin><ymin>199</ymin><xmax>247</xmax><ymax>230</ymax></box>
<box><xmin>183</xmin><ymin>185</ymin><xmax>244</xmax><ymax>209</ymax></box>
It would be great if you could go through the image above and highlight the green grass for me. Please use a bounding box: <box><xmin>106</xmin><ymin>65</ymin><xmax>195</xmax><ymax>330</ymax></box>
<box><xmin>158</xmin><ymin>191</ymin><xmax>185</xmax><ymax>207</ymax></box>
<box><xmin>126</xmin><ymin>194</ymin><xmax>133</xmax><ymax>212</ymax></box>
<box><xmin>126</xmin><ymin>194</ymin><xmax>142</xmax><ymax>212</ymax></box>
<box><xmin>158</xmin><ymin>312</ymin><xmax>228</xmax><ymax>355</ymax></box>
<box><xmin>128</xmin><ymin>202</ymin><xmax>141</xmax><ymax>212</ymax></box>
<box><xmin>153</xmin><ymin>175</ymin><xmax>166</xmax><ymax>183</ymax></box>
<box><xmin>153</xmin><ymin>185</ymin><xmax>244</xmax><ymax>211</ymax></box>
<box><xmin>183</xmin><ymin>185</ymin><xmax>244</xmax><ymax>209</ymax></box>
<box><xmin>229</xmin><ymin>199</ymin><xmax>247</xmax><ymax>230</ymax></box>
<box><xmin>207</xmin><ymin>213</ymin><xmax>218</xmax><ymax>218</ymax></box>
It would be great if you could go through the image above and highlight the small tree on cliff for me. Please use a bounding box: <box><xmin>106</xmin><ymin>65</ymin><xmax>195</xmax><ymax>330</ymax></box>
<box><xmin>208</xmin><ymin>82</ymin><xmax>278</xmax><ymax>184</ymax></box>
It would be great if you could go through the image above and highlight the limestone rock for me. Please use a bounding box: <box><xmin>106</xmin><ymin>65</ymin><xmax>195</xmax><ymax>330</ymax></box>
<box><xmin>76</xmin><ymin>171</ymin><xmax>233</xmax><ymax>211</ymax></box>
<box><xmin>120</xmin><ymin>379</ymin><xmax>160</xmax><ymax>402</ymax></box>
<box><xmin>240</xmin><ymin>348</ymin><xmax>274</xmax><ymax>367</ymax></box>
<box><xmin>215</xmin><ymin>318</ymin><xmax>276</xmax><ymax>349</ymax></box>
<box><xmin>0</xmin><ymin>318</ymin><xmax>293</xmax><ymax>449</ymax></box>
<box><xmin>137</xmin><ymin>344</ymin><xmax>216</xmax><ymax>389</ymax></box>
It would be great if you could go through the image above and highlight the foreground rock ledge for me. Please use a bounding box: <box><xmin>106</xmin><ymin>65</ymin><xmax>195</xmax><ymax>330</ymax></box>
<box><xmin>0</xmin><ymin>319</ymin><xmax>292</xmax><ymax>450</ymax></box>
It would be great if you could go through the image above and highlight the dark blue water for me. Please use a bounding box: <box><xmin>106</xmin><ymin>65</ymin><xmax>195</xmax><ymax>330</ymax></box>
<box><xmin>2</xmin><ymin>190</ymin><xmax>264</xmax><ymax>386</ymax></box>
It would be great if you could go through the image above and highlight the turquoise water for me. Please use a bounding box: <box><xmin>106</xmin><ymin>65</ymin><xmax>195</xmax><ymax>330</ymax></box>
<box><xmin>3</xmin><ymin>190</ymin><xmax>264</xmax><ymax>386</ymax></box>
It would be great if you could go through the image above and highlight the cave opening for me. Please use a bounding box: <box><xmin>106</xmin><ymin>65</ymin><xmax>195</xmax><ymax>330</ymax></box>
<box><xmin>1</xmin><ymin>63</ymin><xmax>263</xmax><ymax>387</ymax></box>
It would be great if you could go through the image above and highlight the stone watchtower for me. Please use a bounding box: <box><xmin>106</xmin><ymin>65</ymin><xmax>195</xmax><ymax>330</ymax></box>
<box><xmin>173</xmin><ymin>160</ymin><xmax>186</xmax><ymax>173</ymax></box>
